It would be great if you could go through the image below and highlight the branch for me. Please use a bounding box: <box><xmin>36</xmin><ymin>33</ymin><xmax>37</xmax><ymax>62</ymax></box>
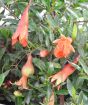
<box><xmin>74</xmin><ymin>20</ymin><xmax>88</xmax><ymax>23</ymax></box>
<box><xmin>3</xmin><ymin>5</ymin><xmax>18</xmax><ymax>19</ymax></box>
<box><xmin>59</xmin><ymin>95</ymin><xmax>64</xmax><ymax>105</ymax></box>
<box><xmin>28</xmin><ymin>0</ymin><xmax>32</xmax><ymax>9</ymax></box>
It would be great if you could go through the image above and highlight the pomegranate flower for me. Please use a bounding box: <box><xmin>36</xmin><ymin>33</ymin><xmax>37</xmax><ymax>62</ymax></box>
<box><xmin>12</xmin><ymin>1</ymin><xmax>32</xmax><ymax>47</ymax></box>
<box><xmin>39</xmin><ymin>49</ymin><xmax>50</xmax><ymax>57</ymax></box>
<box><xmin>16</xmin><ymin>54</ymin><xmax>34</xmax><ymax>89</ymax></box>
<box><xmin>53</xmin><ymin>35</ymin><xmax>75</xmax><ymax>58</ymax></box>
<box><xmin>50</xmin><ymin>55</ymin><xmax>80</xmax><ymax>90</ymax></box>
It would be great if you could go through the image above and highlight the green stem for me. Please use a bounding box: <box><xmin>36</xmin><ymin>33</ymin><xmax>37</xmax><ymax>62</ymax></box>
<box><xmin>15</xmin><ymin>97</ymin><xmax>23</xmax><ymax>105</ymax></box>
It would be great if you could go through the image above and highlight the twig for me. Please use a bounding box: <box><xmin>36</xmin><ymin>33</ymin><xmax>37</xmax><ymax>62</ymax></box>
<box><xmin>3</xmin><ymin>5</ymin><xmax>18</xmax><ymax>19</ymax></box>
<box><xmin>74</xmin><ymin>20</ymin><xmax>88</xmax><ymax>23</ymax></box>
<box><xmin>29</xmin><ymin>0</ymin><xmax>32</xmax><ymax>5</ymax></box>
<box><xmin>59</xmin><ymin>95</ymin><xmax>64</xmax><ymax>105</ymax></box>
<box><xmin>28</xmin><ymin>0</ymin><xmax>32</xmax><ymax>10</ymax></box>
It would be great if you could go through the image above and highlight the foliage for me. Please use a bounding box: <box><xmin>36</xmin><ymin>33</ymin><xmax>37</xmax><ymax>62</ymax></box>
<box><xmin>0</xmin><ymin>0</ymin><xmax>88</xmax><ymax>105</ymax></box>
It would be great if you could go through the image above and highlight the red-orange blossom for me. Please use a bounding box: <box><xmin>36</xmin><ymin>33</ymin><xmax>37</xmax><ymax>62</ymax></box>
<box><xmin>53</xmin><ymin>35</ymin><xmax>75</xmax><ymax>58</ymax></box>
<box><xmin>12</xmin><ymin>0</ymin><xmax>32</xmax><ymax>47</ymax></box>
<box><xmin>50</xmin><ymin>55</ymin><xmax>80</xmax><ymax>90</ymax></box>
<box><xmin>16</xmin><ymin>54</ymin><xmax>34</xmax><ymax>89</ymax></box>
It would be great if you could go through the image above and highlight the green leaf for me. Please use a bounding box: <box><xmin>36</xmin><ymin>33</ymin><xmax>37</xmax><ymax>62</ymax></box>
<box><xmin>77</xmin><ymin>91</ymin><xmax>83</xmax><ymax>104</ymax></box>
<box><xmin>46</xmin><ymin>14</ymin><xmax>56</xmax><ymax>29</ymax></box>
<box><xmin>75</xmin><ymin>77</ymin><xmax>84</xmax><ymax>89</ymax></box>
<box><xmin>67</xmin><ymin>8</ymin><xmax>79</xmax><ymax>19</ymax></box>
<box><xmin>83</xmin><ymin>93</ymin><xmax>88</xmax><ymax>105</ymax></box>
<box><xmin>79</xmin><ymin>58</ymin><xmax>88</xmax><ymax>74</ymax></box>
<box><xmin>68</xmin><ymin>60</ymin><xmax>81</xmax><ymax>70</ymax></box>
<box><xmin>67</xmin><ymin>79</ymin><xmax>76</xmax><ymax>98</ymax></box>
<box><xmin>0</xmin><ymin>48</ymin><xmax>6</xmax><ymax>60</ymax></box>
<box><xmin>49</xmin><ymin>31</ymin><xmax>54</xmax><ymax>41</ymax></box>
<box><xmin>15</xmin><ymin>97</ymin><xmax>23</xmax><ymax>105</ymax></box>
<box><xmin>0</xmin><ymin>28</ymin><xmax>12</xmax><ymax>38</ymax></box>
<box><xmin>0</xmin><ymin>70</ymin><xmax>10</xmax><ymax>86</ymax></box>
<box><xmin>30</xmin><ymin>19</ymin><xmax>37</xmax><ymax>31</ymax></box>
<box><xmin>72</xmin><ymin>24</ymin><xmax>77</xmax><ymax>40</ymax></box>
<box><xmin>33</xmin><ymin>58</ymin><xmax>46</xmax><ymax>71</ymax></box>
<box><xmin>24</xmin><ymin>91</ymin><xmax>32</xmax><ymax>104</ymax></box>
<box><xmin>79</xmin><ymin>74</ymin><xmax>88</xmax><ymax>80</ymax></box>
<box><xmin>46</xmin><ymin>85</ymin><xmax>52</xmax><ymax>100</ymax></box>
<box><xmin>45</xmin><ymin>36</ymin><xmax>50</xmax><ymax>47</ymax></box>
<box><xmin>56</xmin><ymin>89</ymin><xmax>68</xmax><ymax>95</ymax></box>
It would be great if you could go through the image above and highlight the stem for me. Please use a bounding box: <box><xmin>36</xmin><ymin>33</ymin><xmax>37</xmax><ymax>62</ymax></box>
<box><xmin>15</xmin><ymin>97</ymin><xmax>23</xmax><ymax>105</ymax></box>
<box><xmin>73</xmin><ymin>20</ymin><xmax>88</xmax><ymax>23</ymax></box>
<box><xmin>29</xmin><ymin>0</ymin><xmax>32</xmax><ymax>4</ymax></box>
<box><xmin>28</xmin><ymin>0</ymin><xmax>32</xmax><ymax>9</ymax></box>
<box><xmin>59</xmin><ymin>95</ymin><xmax>64</xmax><ymax>105</ymax></box>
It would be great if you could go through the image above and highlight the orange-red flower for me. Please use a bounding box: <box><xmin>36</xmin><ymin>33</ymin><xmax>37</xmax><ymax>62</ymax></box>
<box><xmin>16</xmin><ymin>54</ymin><xmax>34</xmax><ymax>89</ymax></box>
<box><xmin>12</xmin><ymin>2</ymin><xmax>31</xmax><ymax>47</ymax></box>
<box><xmin>16</xmin><ymin>76</ymin><xmax>28</xmax><ymax>89</ymax></box>
<box><xmin>50</xmin><ymin>55</ymin><xmax>80</xmax><ymax>90</ymax></box>
<box><xmin>53</xmin><ymin>35</ymin><xmax>75</xmax><ymax>58</ymax></box>
<box><xmin>39</xmin><ymin>49</ymin><xmax>50</xmax><ymax>57</ymax></box>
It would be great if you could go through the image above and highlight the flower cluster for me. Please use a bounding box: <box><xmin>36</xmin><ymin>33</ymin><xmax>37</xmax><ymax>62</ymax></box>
<box><xmin>11</xmin><ymin>0</ymin><xmax>79</xmax><ymax>91</ymax></box>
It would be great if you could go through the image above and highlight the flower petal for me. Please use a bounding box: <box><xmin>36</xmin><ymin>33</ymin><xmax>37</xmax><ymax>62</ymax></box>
<box><xmin>12</xmin><ymin>32</ymin><xmax>19</xmax><ymax>46</ymax></box>
<box><xmin>16</xmin><ymin>76</ymin><xmax>28</xmax><ymax>89</ymax></box>
<box><xmin>53</xmin><ymin>35</ymin><xmax>75</xmax><ymax>58</ymax></box>
<box><xmin>12</xmin><ymin>3</ymin><xmax>30</xmax><ymax>47</ymax></box>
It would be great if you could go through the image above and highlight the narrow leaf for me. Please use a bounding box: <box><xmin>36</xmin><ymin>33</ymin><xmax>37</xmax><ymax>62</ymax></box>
<box><xmin>67</xmin><ymin>79</ymin><xmax>76</xmax><ymax>98</ymax></box>
<box><xmin>79</xmin><ymin>58</ymin><xmax>88</xmax><ymax>74</ymax></box>
<box><xmin>72</xmin><ymin>24</ymin><xmax>77</xmax><ymax>40</ymax></box>
<box><xmin>0</xmin><ymin>48</ymin><xmax>6</xmax><ymax>60</ymax></box>
<box><xmin>77</xmin><ymin>91</ymin><xmax>83</xmax><ymax>104</ymax></box>
<box><xmin>68</xmin><ymin>60</ymin><xmax>81</xmax><ymax>70</ymax></box>
<box><xmin>0</xmin><ymin>70</ymin><xmax>10</xmax><ymax>86</ymax></box>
